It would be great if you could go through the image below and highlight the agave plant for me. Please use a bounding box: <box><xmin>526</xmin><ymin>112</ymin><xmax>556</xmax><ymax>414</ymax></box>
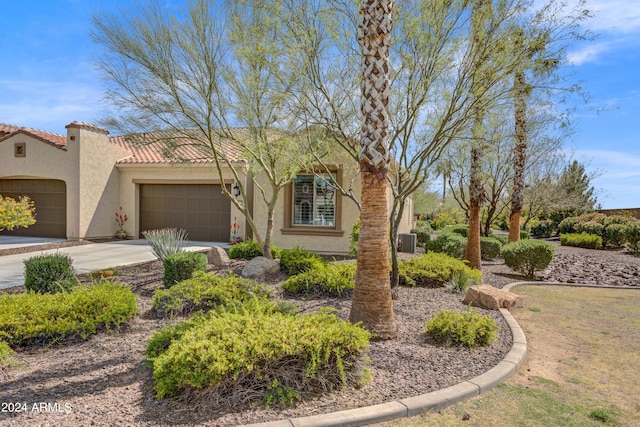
<box><xmin>142</xmin><ymin>228</ymin><xmax>188</xmax><ymax>262</ymax></box>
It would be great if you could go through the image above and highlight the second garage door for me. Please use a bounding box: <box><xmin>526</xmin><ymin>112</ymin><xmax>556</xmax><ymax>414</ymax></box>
<box><xmin>139</xmin><ymin>184</ymin><xmax>230</xmax><ymax>242</ymax></box>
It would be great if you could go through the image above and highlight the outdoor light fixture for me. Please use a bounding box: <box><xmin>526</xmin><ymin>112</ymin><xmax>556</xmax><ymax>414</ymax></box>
<box><xmin>233</xmin><ymin>183</ymin><xmax>241</xmax><ymax>198</ymax></box>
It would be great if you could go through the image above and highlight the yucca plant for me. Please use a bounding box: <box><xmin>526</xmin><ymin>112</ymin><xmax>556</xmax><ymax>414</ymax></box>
<box><xmin>142</xmin><ymin>228</ymin><xmax>188</xmax><ymax>262</ymax></box>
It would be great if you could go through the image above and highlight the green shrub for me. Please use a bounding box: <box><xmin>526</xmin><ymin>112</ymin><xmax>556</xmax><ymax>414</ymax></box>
<box><xmin>410</xmin><ymin>228</ymin><xmax>431</xmax><ymax>246</ymax></box>
<box><xmin>574</xmin><ymin>220</ymin><xmax>604</xmax><ymax>239</ymax></box>
<box><xmin>558</xmin><ymin>216</ymin><xmax>578</xmax><ymax>235</ymax></box>
<box><xmin>519</xmin><ymin>229</ymin><xmax>530</xmax><ymax>240</ymax></box>
<box><xmin>0</xmin><ymin>281</ymin><xmax>137</xmax><ymax>347</ymax></box>
<box><xmin>624</xmin><ymin>222</ymin><xmax>640</xmax><ymax>254</ymax></box>
<box><xmin>414</xmin><ymin>220</ymin><xmax>433</xmax><ymax>233</ymax></box>
<box><xmin>480</xmin><ymin>237</ymin><xmax>502</xmax><ymax>260</ymax></box>
<box><xmin>398</xmin><ymin>252</ymin><xmax>481</xmax><ymax>288</ymax></box>
<box><xmin>502</xmin><ymin>240</ymin><xmax>554</xmax><ymax>278</ymax></box>
<box><xmin>146</xmin><ymin>306</ymin><xmax>371</xmax><ymax>400</ymax></box>
<box><xmin>282</xmin><ymin>263</ymin><xmax>356</xmax><ymax>298</ymax></box>
<box><xmin>162</xmin><ymin>252</ymin><xmax>207</xmax><ymax>289</ymax></box>
<box><xmin>349</xmin><ymin>218</ymin><xmax>360</xmax><ymax>256</ymax></box>
<box><xmin>143</xmin><ymin>228</ymin><xmax>188</xmax><ymax>262</ymax></box>
<box><xmin>431</xmin><ymin>209</ymin><xmax>465</xmax><ymax>230</ymax></box>
<box><xmin>152</xmin><ymin>271</ymin><xmax>270</xmax><ymax>317</ymax></box>
<box><xmin>425</xmin><ymin>232</ymin><xmax>467</xmax><ymax>259</ymax></box>
<box><xmin>228</xmin><ymin>240</ymin><xmax>281</xmax><ymax>260</ymax></box>
<box><xmin>0</xmin><ymin>340</ymin><xmax>22</xmax><ymax>374</ymax></box>
<box><xmin>605</xmin><ymin>224</ymin><xmax>627</xmax><ymax>248</ymax></box>
<box><xmin>279</xmin><ymin>247</ymin><xmax>327</xmax><ymax>276</ymax></box>
<box><xmin>531</xmin><ymin>219</ymin><xmax>556</xmax><ymax>238</ymax></box>
<box><xmin>23</xmin><ymin>253</ymin><xmax>75</xmax><ymax>294</ymax></box>
<box><xmin>445</xmin><ymin>270</ymin><xmax>477</xmax><ymax>294</ymax></box>
<box><xmin>425</xmin><ymin>309</ymin><xmax>498</xmax><ymax>349</ymax></box>
<box><xmin>560</xmin><ymin>233</ymin><xmax>603</xmax><ymax>250</ymax></box>
<box><xmin>444</xmin><ymin>224</ymin><xmax>469</xmax><ymax>237</ymax></box>
<box><xmin>493</xmin><ymin>235</ymin><xmax>508</xmax><ymax>246</ymax></box>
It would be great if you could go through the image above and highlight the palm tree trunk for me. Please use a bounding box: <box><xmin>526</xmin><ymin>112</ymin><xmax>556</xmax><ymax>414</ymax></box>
<box><xmin>349</xmin><ymin>0</ymin><xmax>397</xmax><ymax>340</ymax></box>
<box><xmin>466</xmin><ymin>139</ymin><xmax>484</xmax><ymax>270</ymax></box>
<box><xmin>509</xmin><ymin>70</ymin><xmax>527</xmax><ymax>243</ymax></box>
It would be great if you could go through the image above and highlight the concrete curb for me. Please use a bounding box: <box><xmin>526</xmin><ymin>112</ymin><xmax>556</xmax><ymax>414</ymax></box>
<box><xmin>242</xmin><ymin>292</ymin><xmax>528</xmax><ymax>427</ymax></box>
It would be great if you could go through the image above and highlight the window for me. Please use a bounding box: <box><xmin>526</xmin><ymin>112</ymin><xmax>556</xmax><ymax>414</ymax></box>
<box><xmin>292</xmin><ymin>174</ymin><xmax>336</xmax><ymax>226</ymax></box>
<box><xmin>14</xmin><ymin>143</ymin><xmax>26</xmax><ymax>157</ymax></box>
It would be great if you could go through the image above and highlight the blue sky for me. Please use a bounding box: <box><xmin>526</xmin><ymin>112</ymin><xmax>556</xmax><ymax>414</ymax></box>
<box><xmin>1</xmin><ymin>0</ymin><xmax>638</xmax><ymax>209</ymax></box>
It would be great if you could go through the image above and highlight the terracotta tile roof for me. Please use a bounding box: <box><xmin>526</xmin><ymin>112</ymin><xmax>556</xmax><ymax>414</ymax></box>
<box><xmin>65</xmin><ymin>121</ymin><xmax>110</xmax><ymax>135</ymax></box>
<box><xmin>112</xmin><ymin>128</ymin><xmax>251</xmax><ymax>164</ymax></box>
<box><xmin>0</xmin><ymin>123</ymin><xmax>67</xmax><ymax>149</ymax></box>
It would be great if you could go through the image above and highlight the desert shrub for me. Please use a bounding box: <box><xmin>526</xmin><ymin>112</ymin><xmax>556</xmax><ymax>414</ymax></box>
<box><xmin>624</xmin><ymin>222</ymin><xmax>640</xmax><ymax>254</ymax></box>
<box><xmin>0</xmin><ymin>281</ymin><xmax>137</xmax><ymax>347</ymax></box>
<box><xmin>531</xmin><ymin>219</ymin><xmax>556</xmax><ymax>238</ymax></box>
<box><xmin>146</xmin><ymin>304</ymin><xmax>371</xmax><ymax>401</ymax></box>
<box><xmin>425</xmin><ymin>232</ymin><xmax>467</xmax><ymax>259</ymax></box>
<box><xmin>414</xmin><ymin>220</ymin><xmax>433</xmax><ymax>233</ymax></box>
<box><xmin>425</xmin><ymin>309</ymin><xmax>498</xmax><ymax>349</ymax></box>
<box><xmin>444</xmin><ymin>224</ymin><xmax>469</xmax><ymax>237</ymax></box>
<box><xmin>0</xmin><ymin>340</ymin><xmax>22</xmax><ymax>376</ymax></box>
<box><xmin>519</xmin><ymin>229</ymin><xmax>530</xmax><ymax>240</ymax></box>
<box><xmin>162</xmin><ymin>252</ymin><xmax>207</xmax><ymax>288</ymax></box>
<box><xmin>349</xmin><ymin>218</ymin><xmax>360</xmax><ymax>256</ymax></box>
<box><xmin>493</xmin><ymin>235</ymin><xmax>508</xmax><ymax>246</ymax></box>
<box><xmin>558</xmin><ymin>216</ymin><xmax>578</xmax><ymax>235</ymax></box>
<box><xmin>445</xmin><ymin>270</ymin><xmax>478</xmax><ymax>294</ymax></box>
<box><xmin>410</xmin><ymin>228</ymin><xmax>431</xmax><ymax>246</ymax></box>
<box><xmin>398</xmin><ymin>252</ymin><xmax>481</xmax><ymax>288</ymax></box>
<box><xmin>502</xmin><ymin>240</ymin><xmax>554</xmax><ymax>278</ymax></box>
<box><xmin>143</xmin><ymin>228</ymin><xmax>188</xmax><ymax>262</ymax></box>
<box><xmin>23</xmin><ymin>253</ymin><xmax>75</xmax><ymax>294</ymax></box>
<box><xmin>480</xmin><ymin>237</ymin><xmax>502</xmax><ymax>260</ymax></box>
<box><xmin>575</xmin><ymin>221</ymin><xmax>604</xmax><ymax>240</ymax></box>
<box><xmin>283</xmin><ymin>263</ymin><xmax>356</xmax><ymax>298</ymax></box>
<box><xmin>431</xmin><ymin>209</ymin><xmax>465</xmax><ymax>230</ymax></box>
<box><xmin>152</xmin><ymin>271</ymin><xmax>270</xmax><ymax>317</ymax></box>
<box><xmin>228</xmin><ymin>240</ymin><xmax>281</xmax><ymax>260</ymax></box>
<box><xmin>605</xmin><ymin>224</ymin><xmax>627</xmax><ymax>248</ymax></box>
<box><xmin>560</xmin><ymin>233</ymin><xmax>602</xmax><ymax>249</ymax></box>
<box><xmin>279</xmin><ymin>247</ymin><xmax>327</xmax><ymax>276</ymax></box>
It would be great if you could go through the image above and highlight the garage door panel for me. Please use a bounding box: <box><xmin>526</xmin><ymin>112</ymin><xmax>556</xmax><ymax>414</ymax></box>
<box><xmin>0</xmin><ymin>179</ymin><xmax>66</xmax><ymax>238</ymax></box>
<box><xmin>140</xmin><ymin>184</ymin><xmax>230</xmax><ymax>242</ymax></box>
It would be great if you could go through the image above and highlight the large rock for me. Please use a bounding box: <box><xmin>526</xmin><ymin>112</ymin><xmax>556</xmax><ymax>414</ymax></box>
<box><xmin>462</xmin><ymin>285</ymin><xmax>523</xmax><ymax>310</ymax></box>
<box><xmin>207</xmin><ymin>246</ymin><xmax>231</xmax><ymax>266</ymax></box>
<box><xmin>241</xmin><ymin>256</ymin><xmax>280</xmax><ymax>278</ymax></box>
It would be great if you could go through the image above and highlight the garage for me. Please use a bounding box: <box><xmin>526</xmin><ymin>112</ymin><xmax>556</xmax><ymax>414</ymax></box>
<box><xmin>139</xmin><ymin>184</ymin><xmax>230</xmax><ymax>242</ymax></box>
<box><xmin>0</xmin><ymin>179</ymin><xmax>67</xmax><ymax>238</ymax></box>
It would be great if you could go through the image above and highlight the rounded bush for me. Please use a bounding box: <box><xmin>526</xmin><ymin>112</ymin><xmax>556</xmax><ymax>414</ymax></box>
<box><xmin>424</xmin><ymin>232</ymin><xmax>466</xmax><ymax>259</ymax></box>
<box><xmin>444</xmin><ymin>224</ymin><xmax>469</xmax><ymax>237</ymax></box>
<box><xmin>425</xmin><ymin>309</ymin><xmax>498</xmax><ymax>349</ymax></box>
<box><xmin>23</xmin><ymin>253</ymin><xmax>75</xmax><ymax>294</ymax></box>
<box><xmin>624</xmin><ymin>222</ymin><xmax>640</xmax><ymax>254</ymax></box>
<box><xmin>410</xmin><ymin>228</ymin><xmax>431</xmax><ymax>245</ymax></box>
<box><xmin>480</xmin><ymin>237</ymin><xmax>502</xmax><ymax>260</ymax></box>
<box><xmin>162</xmin><ymin>252</ymin><xmax>207</xmax><ymax>288</ymax></box>
<box><xmin>605</xmin><ymin>224</ymin><xmax>627</xmax><ymax>248</ymax></box>
<box><xmin>558</xmin><ymin>216</ymin><xmax>578</xmax><ymax>235</ymax></box>
<box><xmin>502</xmin><ymin>240</ymin><xmax>554</xmax><ymax>278</ymax></box>
<box><xmin>279</xmin><ymin>247</ymin><xmax>327</xmax><ymax>276</ymax></box>
<box><xmin>282</xmin><ymin>263</ymin><xmax>356</xmax><ymax>298</ymax></box>
<box><xmin>228</xmin><ymin>240</ymin><xmax>281</xmax><ymax>260</ymax></box>
<box><xmin>398</xmin><ymin>252</ymin><xmax>481</xmax><ymax>288</ymax></box>
<box><xmin>531</xmin><ymin>219</ymin><xmax>556</xmax><ymax>238</ymax></box>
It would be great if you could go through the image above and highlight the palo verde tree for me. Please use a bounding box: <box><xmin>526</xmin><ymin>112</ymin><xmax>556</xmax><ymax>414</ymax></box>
<box><xmin>92</xmin><ymin>0</ymin><xmax>321</xmax><ymax>258</ymax></box>
<box><xmin>0</xmin><ymin>196</ymin><xmax>36</xmax><ymax>232</ymax></box>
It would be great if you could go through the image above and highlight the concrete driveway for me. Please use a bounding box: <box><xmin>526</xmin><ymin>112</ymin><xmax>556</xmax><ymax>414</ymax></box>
<box><xmin>0</xmin><ymin>238</ymin><xmax>229</xmax><ymax>290</ymax></box>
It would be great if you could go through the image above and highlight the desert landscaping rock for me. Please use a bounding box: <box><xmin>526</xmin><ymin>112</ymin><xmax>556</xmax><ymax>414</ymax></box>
<box><xmin>207</xmin><ymin>245</ymin><xmax>231</xmax><ymax>266</ymax></box>
<box><xmin>463</xmin><ymin>285</ymin><xmax>523</xmax><ymax>310</ymax></box>
<box><xmin>241</xmin><ymin>256</ymin><xmax>280</xmax><ymax>278</ymax></box>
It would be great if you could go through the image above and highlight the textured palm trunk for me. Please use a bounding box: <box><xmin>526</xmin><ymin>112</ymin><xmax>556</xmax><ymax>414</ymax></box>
<box><xmin>349</xmin><ymin>0</ymin><xmax>397</xmax><ymax>340</ymax></box>
<box><xmin>466</xmin><ymin>141</ymin><xmax>483</xmax><ymax>270</ymax></box>
<box><xmin>508</xmin><ymin>70</ymin><xmax>527</xmax><ymax>243</ymax></box>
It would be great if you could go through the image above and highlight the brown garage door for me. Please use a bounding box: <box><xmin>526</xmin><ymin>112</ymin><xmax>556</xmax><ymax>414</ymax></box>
<box><xmin>0</xmin><ymin>179</ymin><xmax>67</xmax><ymax>238</ymax></box>
<box><xmin>140</xmin><ymin>184</ymin><xmax>230</xmax><ymax>242</ymax></box>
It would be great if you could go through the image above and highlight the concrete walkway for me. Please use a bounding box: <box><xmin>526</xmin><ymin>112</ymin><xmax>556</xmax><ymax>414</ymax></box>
<box><xmin>0</xmin><ymin>238</ymin><xmax>228</xmax><ymax>290</ymax></box>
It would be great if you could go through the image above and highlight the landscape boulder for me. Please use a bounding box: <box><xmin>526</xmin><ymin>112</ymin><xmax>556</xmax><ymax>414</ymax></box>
<box><xmin>241</xmin><ymin>256</ymin><xmax>280</xmax><ymax>278</ymax></box>
<box><xmin>207</xmin><ymin>246</ymin><xmax>231</xmax><ymax>266</ymax></box>
<box><xmin>462</xmin><ymin>284</ymin><xmax>523</xmax><ymax>310</ymax></box>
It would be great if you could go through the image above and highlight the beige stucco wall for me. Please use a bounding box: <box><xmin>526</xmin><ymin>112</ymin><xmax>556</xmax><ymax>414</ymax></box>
<box><xmin>116</xmin><ymin>163</ymin><xmax>247</xmax><ymax>239</ymax></box>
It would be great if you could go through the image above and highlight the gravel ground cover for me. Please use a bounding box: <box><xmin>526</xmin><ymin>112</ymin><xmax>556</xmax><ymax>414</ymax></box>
<box><xmin>0</xmin><ymin>239</ymin><xmax>637</xmax><ymax>426</ymax></box>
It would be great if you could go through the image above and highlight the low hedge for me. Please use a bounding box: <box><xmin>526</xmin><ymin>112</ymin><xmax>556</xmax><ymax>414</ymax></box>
<box><xmin>410</xmin><ymin>228</ymin><xmax>431</xmax><ymax>245</ymax></box>
<box><xmin>502</xmin><ymin>240</ymin><xmax>554</xmax><ymax>278</ymax></box>
<box><xmin>625</xmin><ymin>223</ymin><xmax>640</xmax><ymax>254</ymax></box>
<box><xmin>146</xmin><ymin>304</ymin><xmax>371</xmax><ymax>402</ymax></box>
<box><xmin>0</xmin><ymin>281</ymin><xmax>137</xmax><ymax>347</ymax></box>
<box><xmin>424</xmin><ymin>232</ymin><xmax>467</xmax><ymax>259</ymax></box>
<box><xmin>152</xmin><ymin>272</ymin><xmax>270</xmax><ymax>317</ymax></box>
<box><xmin>398</xmin><ymin>252</ymin><xmax>481</xmax><ymax>288</ymax></box>
<box><xmin>560</xmin><ymin>233</ymin><xmax>603</xmax><ymax>250</ymax></box>
<box><xmin>480</xmin><ymin>237</ymin><xmax>502</xmax><ymax>260</ymax></box>
<box><xmin>162</xmin><ymin>252</ymin><xmax>207</xmax><ymax>288</ymax></box>
<box><xmin>23</xmin><ymin>253</ymin><xmax>75</xmax><ymax>294</ymax></box>
<box><xmin>282</xmin><ymin>263</ymin><xmax>356</xmax><ymax>298</ymax></box>
<box><xmin>444</xmin><ymin>224</ymin><xmax>469</xmax><ymax>237</ymax></box>
<box><xmin>228</xmin><ymin>240</ymin><xmax>282</xmax><ymax>260</ymax></box>
<box><xmin>279</xmin><ymin>247</ymin><xmax>327</xmax><ymax>276</ymax></box>
<box><xmin>425</xmin><ymin>309</ymin><xmax>498</xmax><ymax>349</ymax></box>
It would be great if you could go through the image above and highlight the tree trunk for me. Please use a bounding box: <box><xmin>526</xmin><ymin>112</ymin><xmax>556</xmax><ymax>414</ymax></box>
<box><xmin>349</xmin><ymin>0</ymin><xmax>397</xmax><ymax>340</ymax></box>
<box><xmin>466</xmin><ymin>144</ymin><xmax>483</xmax><ymax>270</ymax></box>
<box><xmin>508</xmin><ymin>70</ymin><xmax>527</xmax><ymax>243</ymax></box>
<box><xmin>389</xmin><ymin>197</ymin><xmax>405</xmax><ymax>299</ymax></box>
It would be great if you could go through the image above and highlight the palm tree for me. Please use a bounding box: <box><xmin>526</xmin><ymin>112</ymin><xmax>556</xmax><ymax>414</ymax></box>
<box><xmin>348</xmin><ymin>0</ymin><xmax>398</xmax><ymax>340</ymax></box>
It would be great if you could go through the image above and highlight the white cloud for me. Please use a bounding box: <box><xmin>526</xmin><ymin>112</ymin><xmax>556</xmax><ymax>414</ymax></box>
<box><xmin>566</xmin><ymin>42</ymin><xmax>611</xmax><ymax>65</ymax></box>
<box><xmin>585</xmin><ymin>0</ymin><xmax>640</xmax><ymax>34</ymax></box>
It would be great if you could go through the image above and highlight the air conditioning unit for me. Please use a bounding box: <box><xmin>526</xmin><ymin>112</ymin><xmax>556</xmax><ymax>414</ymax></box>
<box><xmin>399</xmin><ymin>233</ymin><xmax>417</xmax><ymax>254</ymax></box>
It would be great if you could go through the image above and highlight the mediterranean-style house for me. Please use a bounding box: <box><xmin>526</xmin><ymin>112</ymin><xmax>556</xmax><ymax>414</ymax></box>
<box><xmin>0</xmin><ymin>121</ymin><xmax>413</xmax><ymax>254</ymax></box>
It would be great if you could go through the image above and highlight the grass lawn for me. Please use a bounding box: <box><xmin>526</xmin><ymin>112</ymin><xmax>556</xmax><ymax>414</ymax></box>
<box><xmin>380</xmin><ymin>285</ymin><xmax>640</xmax><ymax>427</ymax></box>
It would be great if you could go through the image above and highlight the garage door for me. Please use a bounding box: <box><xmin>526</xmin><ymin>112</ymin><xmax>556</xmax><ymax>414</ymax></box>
<box><xmin>140</xmin><ymin>184</ymin><xmax>230</xmax><ymax>242</ymax></box>
<box><xmin>0</xmin><ymin>179</ymin><xmax>66</xmax><ymax>238</ymax></box>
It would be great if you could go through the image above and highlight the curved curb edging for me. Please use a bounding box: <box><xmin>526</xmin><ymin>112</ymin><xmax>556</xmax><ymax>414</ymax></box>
<box><xmin>242</xmin><ymin>295</ymin><xmax>528</xmax><ymax>427</ymax></box>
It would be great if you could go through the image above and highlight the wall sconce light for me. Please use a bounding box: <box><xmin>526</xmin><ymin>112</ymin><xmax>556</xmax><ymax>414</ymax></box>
<box><xmin>233</xmin><ymin>183</ymin><xmax>241</xmax><ymax>198</ymax></box>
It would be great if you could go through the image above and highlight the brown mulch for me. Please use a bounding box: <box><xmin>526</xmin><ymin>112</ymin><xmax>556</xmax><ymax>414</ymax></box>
<box><xmin>0</xmin><ymin>241</ymin><xmax>638</xmax><ymax>426</ymax></box>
